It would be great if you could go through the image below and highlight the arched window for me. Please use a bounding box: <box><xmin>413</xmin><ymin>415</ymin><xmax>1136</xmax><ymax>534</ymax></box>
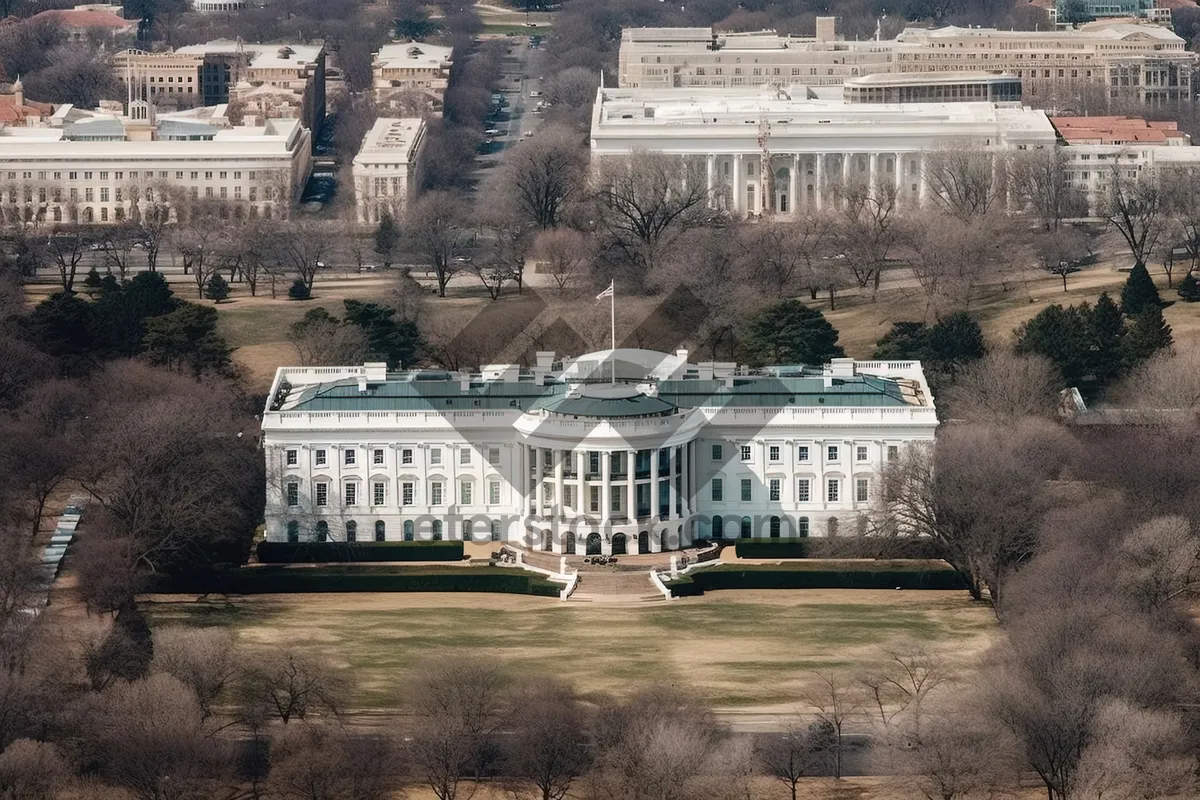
<box><xmin>770</xmin><ymin>516</ymin><xmax>781</xmax><ymax>538</ymax></box>
<box><xmin>432</xmin><ymin>520</ymin><xmax>442</xmax><ymax>540</ymax></box>
<box><xmin>403</xmin><ymin>520</ymin><xmax>414</xmax><ymax>541</ymax></box>
<box><xmin>375</xmin><ymin>520</ymin><xmax>386</xmax><ymax>541</ymax></box>
<box><xmin>316</xmin><ymin>520</ymin><xmax>329</xmax><ymax>542</ymax></box>
<box><xmin>740</xmin><ymin>516</ymin><xmax>751</xmax><ymax>538</ymax></box>
<box><xmin>490</xmin><ymin>519</ymin><xmax>501</xmax><ymax>541</ymax></box>
<box><xmin>346</xmin><ymin>521</ymin><xmax>357</xmax><ymax>542</ymax></box>
<box><xmin>286</xmin><ymin>521</ymin><xmax>299</xmax><ymax>542</ymax></box>
<box><xmin>798</xmin><ymin>517</ymin><xmax>810</xmax><ymax>537</ymax></box>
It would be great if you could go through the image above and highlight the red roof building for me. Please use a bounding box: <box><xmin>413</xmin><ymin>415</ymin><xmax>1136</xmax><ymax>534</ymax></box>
<box><xmin>1050</xmin><ymin>115</ymin><xmax>1191</xmax><ymax>145</ymax></box>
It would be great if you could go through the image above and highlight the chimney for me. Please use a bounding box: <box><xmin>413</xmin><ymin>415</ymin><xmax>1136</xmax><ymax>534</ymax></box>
<box><xmin>827</xmin><ymin>358</ymin><xmax>856</xmax><ymax>377</ymax></box>
<box><xmin>815</xmin><ymin>16</ymin><xmax>837</xmax><ymax>42</ymax></box>
<box><xmin>13</xmin><ymin>75</ymin><xmax>22</xmax><ymax>107</ymax></box>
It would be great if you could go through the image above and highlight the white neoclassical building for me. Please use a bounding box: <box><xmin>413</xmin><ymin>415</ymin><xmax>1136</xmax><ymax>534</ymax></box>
<box><xmin>351</xmin><ymin>117</ymin><xmax>425</xmax><ymax>225</ymax></box>
<box><xmin>589</xmin><ymin>86</ymin><xmax>1058</xmax><ymax>217</ymax></box>
<box><xmin>261</xmin><ymin>350</ymin><xmax>937</xmax><ymax>555</ymax></box>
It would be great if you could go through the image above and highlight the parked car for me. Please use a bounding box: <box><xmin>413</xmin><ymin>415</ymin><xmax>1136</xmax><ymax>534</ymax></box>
<box><xmin>484</xmin><ymin>128</ymin><xmax>501</xmax><ymax>136</ymax></box>
<box><xmin>529</xmin><ymin>90</ymin><xmax>542</xmax><ymax>97</ymax></box>
<box><xmin>453</xmin><ymin>255</ymin><xmax>473</xmax><ymax>263</ymax></box>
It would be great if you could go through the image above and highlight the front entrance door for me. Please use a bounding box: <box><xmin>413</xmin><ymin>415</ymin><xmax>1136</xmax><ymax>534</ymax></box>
<box><xmin>564</xmin><ymin>532</ymin><xmax>576</xmax><ymax>554</ymax></box>
<box><xmin>586</xmin><ymin>533</ymin><xmax>602</xmax><ymax>555</ymax></box>
<box><xmin>638</xmin><ymin>531</ymin><xmax>649</xmax><ymax>554</ymax></box>
<box><xmin>612</xmin><ymin>533</ymin><xmax>628</xmax><ymax>555</ymax></box>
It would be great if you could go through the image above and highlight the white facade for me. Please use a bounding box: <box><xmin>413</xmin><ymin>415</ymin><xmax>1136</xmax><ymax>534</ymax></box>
<box><xmin>0</xmin><ymin>103</ymin><xmax>311</xmax><ymax>225</ymax></box>
<box><xmin>352</xmin><ymin>117</ymin><xmax>425</xmax><ymax>225</ymax></box>
<box><xmin>261</xmin><ymin>350</ymin><xmax>938</xmax><ymax>555</ymax></box>
<box><xmin>589</xmin><ymin>87</ymin><xmax>1057</xmax><ymax>216</ymax></box>
<box><xmin>372</xmin><ymin>42</ymin><xmax>453</xmax><ymax>110</ymax></box>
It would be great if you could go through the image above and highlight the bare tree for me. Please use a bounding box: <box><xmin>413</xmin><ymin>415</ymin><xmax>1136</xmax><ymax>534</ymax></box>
<box><xmin>532</xmin><ymin>228</ymin><xmax>593</xmax><ymax>292</ymax></box>
<box><xmin>1075</xmin><ymin>700</ymin><xmax>1198</xmax><ymax>800</ymax></box>
<box><xmin>939</xmin><ymin>351</ymin><xmax>1063</xmax><ymax>423</ymax></box>
<box><xmin>832</xmin><ymin>177</ymin><xmax>900</xmax><ymax>291</ymax></box>
<box><xmin>802</xmin><ymin>671</ymin><xmax>862</xmax><ymax>779</ymax></box>
<box><xmin>406</xmin><ymin>191</ymin><xmax>469</xmax><ymax>297</ymax></box>
<box><xmin>99</xmin><ymin>223</ymin><xmax>142</xmax><ymax>281</ymax></box>
<box><xmin>896</xmin><ymin>699</ymin><xmax>1016</xmax><ymax>800</ymax></box>
<box><xmin>266</xmin><ymin>723</ymin><xmax>398</xmax><ymax>800</ymax></box>
<box><xmin>408</xmin><ymin>656</ymin><xmax>507</xmax><ymax>800</ymax></box>
<box><xmin>288</xmin><ymin>308</ymin><xmax>370</xmax><ymax>366</ymax></box>
<box><xmin>593</xmin><ymin>152</ymin><xmax>721</xmax><ymax>283</ymax></box>
<box><xmin>151</xmin><ymin>626</ymin><xmax>237</xmax><ymax>719</ymax></box>
<box><xmin>756</xmin><ymin>721</ymin><xmax>827</xmax><ymax>800</ymax></box>
<box><xmin>502</xmin><ymin>679</ymin><xmax>590</xmax><ymax>800</ymax></box>
<box><xmin>859</xmin><ymin>646</ymin><xmax>948</xmax><ymax>735</ymax></box>
<box><xmin>1011</xmin><ymin>147</ymin><xmax>1084</xmax><ymax>230</ymax></box>
<box><xmin>269</xmin><ymin>222</ymin><xmax>332</xmax><ymax>294</ymax></box>
<box><xmin>1101</xmin><ymin>161</ymin><xmax>1166</xmax><ymax>268</ymax></box>
<box><xmin>922</xmin><ymin>147</ymin><xmax>1007</xmax><ymax>221</ymax></box>
<box><xmin>43</xmin><ymin>226</ymin><xmax>97</xmax><ymax>292</ymax></box>
<box><xmin>1110</xmin><ymin>348</ymin><xmax>1200</xmax><ymax>411</ymax></box>
<box><xmin>1116</xmin><ymin>515</ymin><xmax>1200</xmax><ymax>612</ymax></box>
<box><xmin>1033</xmin><ymin>227</ymin><xmax>1092</xmax><ymax>291</ymax></box>
<box><xmin>239</xmin><ymin>650</ymin><xmax>346</xmax><ymax>725</ymax></box>
<box><xmin>740</xmin><ymin>213</ymin><xmax>836</xmax><ymax>298</ymax></box>
<box><xmin>904</xmin><ymin>214</ymin><xmax>1015</xmax><ymax>314</ymax></box>
<box><xmin>496</xmin><ymin>125</ymin><xmax>587</xmax><ymax>229</ymax></box>
<box><xmin>0</xmin><ymin>739</ymin><xmax>69</xmax><ymax>800</ymax></box>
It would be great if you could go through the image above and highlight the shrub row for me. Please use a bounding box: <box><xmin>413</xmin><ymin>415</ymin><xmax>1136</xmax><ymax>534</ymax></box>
<box><xmin>256</xmin><ymin>540</ymin><xmax>465</xmax><ymax>563</ymax></box>
<box><xmin>733</xmin><ymin>537</ymin><xmax>945</xmax><ymax>560</ymax></box>
<box><xmin>145</xmin><ymin>565</ymin><xmax>560</xmax><ymax>597</ymax></box>
<box><xmin>667</xmin><ymin>560</ymin><xmax>966</xmax><ymax>597</ymax></box>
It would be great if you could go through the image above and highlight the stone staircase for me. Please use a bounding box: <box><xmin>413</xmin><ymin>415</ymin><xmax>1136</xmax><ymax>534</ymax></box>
<box><xmin>567</xmin><ymin>570</ymin><xmax>665</xmax><ymax>604</ymax></box>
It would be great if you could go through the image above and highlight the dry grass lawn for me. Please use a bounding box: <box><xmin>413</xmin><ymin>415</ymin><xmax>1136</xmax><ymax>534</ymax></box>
<box><xmin>139</xmin><ymin>589</ymin><xmax>996</xmax><ymax>713</ymax></box>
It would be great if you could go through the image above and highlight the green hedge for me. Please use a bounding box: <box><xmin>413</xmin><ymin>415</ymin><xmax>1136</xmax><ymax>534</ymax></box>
<box><xmin>256</xmin><ymin>540</ymin><xmax>464</xmax><ymax>563</ymax></box>
<box><xmin>733</xmin><ymin>538</ymin><xmax>945</xmax><ymax>560</ymax></box>
<box><xmin>666</xmin><ymin>560</ymin><xmax>966</xmax><ymax>597</ymax></box>
<box><xmin>145</xmin><ymin>565</ymin><xmax>560</xmax><ymax>597</ymax></box>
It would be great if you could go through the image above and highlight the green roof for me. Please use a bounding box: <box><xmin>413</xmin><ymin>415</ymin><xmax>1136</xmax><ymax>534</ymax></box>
<box><xmin>281</xmin><ymin>373</ymin><xmax>912</xmax><ymax>414</ymax></box>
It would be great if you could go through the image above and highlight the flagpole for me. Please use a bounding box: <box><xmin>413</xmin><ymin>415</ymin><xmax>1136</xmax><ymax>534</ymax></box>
<box><xmin>609</xmin><ymin>280</ymin><xmax>615</xmax><ymax>386</ymax></box>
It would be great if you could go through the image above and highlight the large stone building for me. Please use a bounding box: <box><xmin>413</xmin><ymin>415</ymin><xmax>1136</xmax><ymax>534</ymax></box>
<box><xmin>618</xmin><ymin>20</ymin><xmax>1197</xmax><ymax>105</ymax></box>
<box><xmin>589</xmin><ymin>86</ymin><xmax>1058</xmax><ymax>217</ymax></box>
<box><xmin>260</xmin><ymin>350</ymin><xmax>937</xmax><ymax>554</ymax></box>
<box><xmin>0</xmin><ymin>100</ymin><xmax>311</xmax><ymax>225</ymax></box>
<box><xmin>372</xmin><ymin>42</ymin><xmax>453</xmax><ymax>113</ymax></box>
<box><xmin>351</xmin><ymin>117</ymin><xmax>425</xmax><ymax>224</ymax></box>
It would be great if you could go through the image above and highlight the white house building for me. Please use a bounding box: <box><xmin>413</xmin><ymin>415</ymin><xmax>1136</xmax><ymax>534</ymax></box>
<box><xmin>589</xmin><ymin>86</ymin><xmax>1058</xmax><ymax>217</ymax></box>
<box><xmin>261</xmin><ymin>350</ymin><xmax>938</xmax><ymax>555</ymax></box>
<box><xmin>351</xmin><ymin>117</ymin><xmax>425</xmax><ymax>225</ymax></box>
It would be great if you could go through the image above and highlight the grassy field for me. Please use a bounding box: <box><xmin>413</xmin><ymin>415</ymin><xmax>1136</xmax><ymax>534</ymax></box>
<box><xmin>140</xmin><ymin>589</ymin><xmax>995</xmax><ymax>712</ymax></box>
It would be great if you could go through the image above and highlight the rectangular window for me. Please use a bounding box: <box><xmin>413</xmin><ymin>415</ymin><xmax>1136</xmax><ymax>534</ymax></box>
<box><xmin>430</xmin><ymin>448</ymin><xmax>441</xmax><ymax>466</ymax></box>
<box><xmin>740</xmin><ymin>479</ymin><xmax>752</xmax><ymax>502</ymax></box>
<box><xmin>589</xmin><ymin>486</ymin><xmax>600</xmax><ymax>513</ymax></box>
<box><xmin>543</xmin><ymin>449</ymin><xmax>553</xmax><ymax>469</ymax></box>
<box><xmin>712</xmin><ymin>478</ymin><xmax>723</xmax><ymax>502</ymax></box>
<box><xmin>402</xmin><ymin>482</ymin><xmax>414</xmax><ymax>505</ymax></box>
<box><xmin>431</xmin><ymin>482</ymin><xmax>443</xmax><ymax>505</ymax></box>
<box><xmin>99</xmin><ymin>188</ymin><xmax>109</xmax><ymax>202</ymax></box>
<box><xmin>489</xmin><ymin>480</ymin><xmax>501</xmax><ymax>505</ymax></box>
<box><xmin>564</xmin><ymin>485</ymin><xmax>575</xmax><ymax>509</ymax></box>
<box><xmin>797</xmin><ymin>479</ymin><xmax>811</xmax><ymax>503</ymax></box>
<box><xmin>769</xmin><ymin>478</ymin><xmax>781</xmax><ymax>502</ymax></box>
<box><xmin>712</xmin><ymin>444</ymin><xmax>723</xmax><ymax>460</ymax></box>
<box><xmin>285</xmin><ymin>449</ymin><xmax>298</xmax><ymax>466</ymax></box>
<box><xmin>373</xmin><ymin>448</ymin><xmax>384</xmax><ymax>465</ymax></box>
<box><xmin>856</xmin><ymin>478</ymin><xmax>869</xmax><ymax>503</ymax></box>
<box><xmin>827</xmin><ymin>479</ymin><xmax>840</xmax><ymax>503</ymax></box>
<box><xmin>610</xmin><ymin>486</ymin><xmax>622</xmax><ymax>513</ymax></box>
<box><xmin>740</xmin><ymin>445</ymin><xmax>752</xmax><ymax>462</ymax></box>
<box><xmin>488</xmin><ymin>448</ymin><xmax>501</xmax><ymax>466</ymax></box>
<box><xmin>856</xmin><ymin>446</ymin><xmax>868</xmax><ymax>462</ymax></box>
<box><xmin>315</xmin><ymin>482</ymin><xmax>328</xmax><ymax>506</ymax></box>
<box><xmin>827</xmin><ymin>445</ymin><xmax>839</xmax><ymax>461</ymax></box>
<box><xmin>589</xmin><ymin>451</ymin><xmax>600</xmax><ymax>474</ymax></box>
<box><xmin>460</xmin><ymin>481</ymin><xmax>472</xmax><ymax>505</ymax></box>
<box><xmin>887</xmin><ymin>446</ymin><xmax>899</xmax><ymax>462</ymax></box>
<box><xmin>286</xmin><ymin>482</ymin><xmax>298</xmax><ymax>506</ymax></box>
<box><xmin>373</xmin><ymin>482</ymin><xmax>385</xmax><ymax>506</ymax></box>
<box><xmin>344</xmin><ymin>449</ymin><xmax>356</xmax><ymax>466</ymax></box>
<box><xmin>85</xmin><ymin>188</ymin><xmax>94</xmax><ymax>202</ymax></box>
<box><xmin>344</xmin><ymin>483</ymin><xmax>357</xmax><ymax>506</ymax></box>
<box><xmin>460</xmin><ymin>447</ymin><xmax>471</xmax><ymax>465</ymax></box>
<box><xmin>401</xmin><ymin>448</ymin><xmax>413</xmax><ymax>465</ymax></box>
<box><xmin>769</xmin><ymin>445</ymin><xmax>781</xmax><ymax>462</ymax></box>
<box><xmin>798</xmin><ymin>445</ymin><xmax>810</xmax><ymax>462</ymax></box>
<box><xmin>315</xmin><ymin>449</ymin><xmax>327</xmax><ymax>466</ymax></box>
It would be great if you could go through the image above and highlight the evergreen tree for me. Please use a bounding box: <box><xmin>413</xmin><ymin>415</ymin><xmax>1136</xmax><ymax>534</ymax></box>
<box><xmin>925</xmin><ymin>312</ymin><xmax>986</xmax><ymax>377</ymax></box>
<box><xmin>872</xmin><ymin>322</ymin><xmax>928</xmax><ymax>361</ymax></box>
<box><xmin>1121</xmin><ymin>262</ymin><xmax>1162</xmax><ymax>316</ymax></box>
<box><xmin>1014</xmin><ymin>303</ymin><xmax>1092</xmax><ymax>386</ymax></box>
<box><xmin>1121</xmin><ymin>306</ymin><xmax>1173</xmax><ymax>370</ymax></box>
<box><xmin>1177</xmin><ymin>272</ymin><xmax>1200</xmax><ymax>302</ymax></box>
<box><xmin>28</xmin><ymin>292</ymin><xmax>95</xmax><ymax>359</ymax></box>
<box><xmin>205</xmin><ymin>274</ymin><xmax>230</xmax><ymax>303</ymax></box>
<box><xmin>374</xmin><ymin>211</ymin><xmax>401</xmax><ymax>267</ymax></box>
<box><xmin>92</xmin><ymin>270</ymin><xmax>179</xmax><ymax>357</ymax></box>
<box><xmin>143</xmin><ymin>303</ymin><xmax>231</xmax><ymax>376</ymax></box>
<box><xmin>83</xmin><ymin>267</ymin><xmax>104</xmax><ymax>296</ymax></box>
<box><xmin>343</xmin><ymin>299</ymin><xmax>422</xmax><ymax>367</ymax></box>
<box><xmin>1086</xmin><ymin>292</ymin><xmax>1126</xmax><ymax>388</ymax></box>
<box><xmin>742</xmin><ymin>300</ymin><xmax>844</xmax><ymax>367</ymax></box>
<box><xmin>288</xmin><ymin>279</ymin><xmax>312</xmax><ymax>301</ymax></box>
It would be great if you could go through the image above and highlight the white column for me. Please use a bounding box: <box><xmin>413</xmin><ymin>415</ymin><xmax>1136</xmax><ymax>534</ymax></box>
<box><xmin>868</xmin><ymin>152</ymin><xmax>879</xmax><ymax>201</ymax></box>
<box><xmin>789</xmin><ymin>154</ymin><xmax>799</xmax><ymax>216</ymax></box>
<box><xmin>626</xmin><ymin>449</ymin><xmax>636</xmax><ymax>522</ymax></box>
<box><xmin>842</xmin><ymin>152</ymin><xmax>851</xmax><ymax>193</ymax></box>
<box><xmin>706</xmin><ymin>154</ymin><xmax>715</xmax><ymax>208</ymax></box>
<box><xmin>918</xmin><ymin>153</ymin><xmax>928</xmax><ymax>207</ymax></box>
<box><xmin>815</xmin><ymin>154</ymin><xmax>824</xmax><ymax>211</ymax></box>
<box><xmin>553</xmin><ymin>448</ymin><xmax>564</xmax><ymax>526</ymax></box>
<box><xmin>576</xmin><ymin>450</ymin><xmax>586</xmax><ymax>523</ymax></box>
<box><xmin>894</xmin><ymin>152</ymin><xmax>904</xmax><ymax>208</ymax></box>
<box><xmin>732</xmin><ymin>154</ymin><xmax>744</xmax><ymax>217</ymax></box>
<box><xmin>535</xmin><ymin>446</ymin><xmax>545</xmax><ymax>519</ymax></box>
<box><xmin>601</xmin><ymin>450</ymin><xmax>612</xmax><ymax>527</ymax></box>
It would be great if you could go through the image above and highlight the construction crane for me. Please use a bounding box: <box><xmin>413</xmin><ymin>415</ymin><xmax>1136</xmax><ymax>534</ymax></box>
<box><xmin>757</xmin><ymin>113</ymin><xmax>774</xmax><ymax>218</ymax></box>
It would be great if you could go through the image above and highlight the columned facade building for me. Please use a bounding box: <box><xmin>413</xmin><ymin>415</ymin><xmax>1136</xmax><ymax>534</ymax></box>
<box><xmin>261</xmin><ymin>351</ymin><xmax>938</xmax><ymax>555</ymax></box>
<box><xmin>589</xmin><ymin>87</ymin><xmax>1057</xmax><ymax>217</ymax></box>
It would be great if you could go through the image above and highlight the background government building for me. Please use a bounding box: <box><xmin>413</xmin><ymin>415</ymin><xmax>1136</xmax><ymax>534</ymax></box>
<box><xmin>261</xmin><ymin>350</ymin><xmax>937</xmax><ymax>555</ymax></box>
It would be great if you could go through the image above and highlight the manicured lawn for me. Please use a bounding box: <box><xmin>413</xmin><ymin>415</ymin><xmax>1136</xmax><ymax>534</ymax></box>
<box><xmin>141</xmin><ymin>589</ymin><xmax>995</xmax><ymax>711</ymax></box>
